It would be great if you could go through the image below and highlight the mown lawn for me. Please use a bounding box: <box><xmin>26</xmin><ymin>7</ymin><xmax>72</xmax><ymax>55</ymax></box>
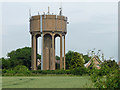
<box><xmin>2</xmin><ymin>75</ymin><xmax>95</xmax><ymax>88</ymax></box>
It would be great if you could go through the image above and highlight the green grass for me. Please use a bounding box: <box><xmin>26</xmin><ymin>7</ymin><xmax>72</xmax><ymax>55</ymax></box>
<box><xmin>0</xmin><ymin>76</ymin><xmax>2</xmax><ymax>89</ymax></box>
<box><xmin>2</xmin><ymin>75</ymin><xmax>95</xmax><ymax>88</ymax></box>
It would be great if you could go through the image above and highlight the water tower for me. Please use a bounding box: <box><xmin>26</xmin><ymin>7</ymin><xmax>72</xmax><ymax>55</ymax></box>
<box><xmin>29</xmin><ymin>7</ymin><xmax>68</xmax><ymax>70</ymax></box>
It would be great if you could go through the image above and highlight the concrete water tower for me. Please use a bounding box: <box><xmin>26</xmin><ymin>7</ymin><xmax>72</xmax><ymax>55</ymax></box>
<box><xmin>29</xmin><ymin>7</ymin><xmax>68</xmax><ymax>70</ymax></box>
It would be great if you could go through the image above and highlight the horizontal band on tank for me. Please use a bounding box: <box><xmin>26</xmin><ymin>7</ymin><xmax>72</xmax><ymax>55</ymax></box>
<box><xmin>30</xmin><ymin>29</ymin><xmax>67</xmax><ymax>32</ymax></box>
<box><xmin>30</xmin><ymin>15</ymin><xmax>67</xmax><ymax>20</ymax></box>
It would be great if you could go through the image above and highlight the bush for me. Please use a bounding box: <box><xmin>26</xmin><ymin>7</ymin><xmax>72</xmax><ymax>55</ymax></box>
<box><xmin>2</xmin><ymin>65</ymin><xmax>31</xmax><ymax>76</ymax></box>
<box><xmin>31</xmin><ymin>68</ymin><xmax>89</xmax><ymax>75</ymax></box>
<box><xmin>14</xmin><ymin>65</ymin><xmax>30</xmax><ymax>75</ymax></box>
<box><xmin>31</xmin><ymin>70</ymin><xmax>70</xmax><ymax>75</ymax></box>
<box><xmin>2</xmin><ymin>69</ymin><xmax>16</xmax><ymax>76</ymax></box>
<box><xmin>6</xmin><ymin>70</ymin><xmax>16</xmax><ymax>74</ymax></box>
<box><xmin>90</xmin><ymin>66</ymin><xmax>120</xmax><ymax>88</ymax></box>
<box><xmin>2</xmin><ymin>66</ymin><xmax>89</xmax><ymax>76</ymax></box>
<box><xmin>70</xmin><ymin>67</ymin><xmax>88</xmax><ymax>75</ymax></box>
<box><xmin>105</xmin><ymin>69</ymin><xmax>120</xmax><ymax>88</ymax></box>
<box><xmin>2</xmin><ymin>69</ymin><xmax>7</xmax><ymax>73</ymax></box>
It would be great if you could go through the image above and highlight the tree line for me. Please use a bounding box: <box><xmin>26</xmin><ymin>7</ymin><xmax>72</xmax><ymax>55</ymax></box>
<box><xmin>1</xmin><ymin>47</ymin><xmax>90</xmax><ymax>70</ymax></box>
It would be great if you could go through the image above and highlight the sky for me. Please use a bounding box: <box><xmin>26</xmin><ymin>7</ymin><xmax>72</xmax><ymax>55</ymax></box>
<box><xmin>1</xmin><ymin>2</ymin><xmax>118</xmax><ymax>62</ymax></box>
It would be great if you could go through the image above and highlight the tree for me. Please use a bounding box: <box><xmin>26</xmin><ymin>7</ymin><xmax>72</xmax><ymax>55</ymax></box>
<box><xmin>1</xmin><ymin>58</ymin><xmax>11</xmax><ymax>69</ymax></box>
<box><xmin>55</xmin><ymin>56</ymin><xmax>60</xmax><ymax>69</ymax></box>
<box><xmin>87</xmin><ymin>49</ymin><xmax>104</xmax><ymax>61</ymax></box>
<box><xmin>98</xmin><ymin>60</ymin><xmax>119</xmax><ymax>76</ymax></box>
<box><xmin>7</xmin><ymin>47</ymin><xmax>32</xmax><ymax>69</ymax></box>
<box><xmin>83</xmin><ymin>55</ymin><xmax>91</xmax><ymax>63</ymax></box>
<box><xmin>4</xmin><ymin>47</ymin><xmax>41</xmax><ymax>69</ymax></box>
<box><xmin>56</xmin><ymin>56</ymin><xmax>60</xmax><ymax>60</ymax></box>
<box><xmin>65</xmin><ymin>50</ymin><xmax>74</xmax><ymax>69</ymax></box>
<box><xmin>70</xmin><ymin>52</ymin><xmax>85</xmax><ymax>69</ymax></box>
<box><xmin>101</xmin><ymin>60</ymin><xmax>119</xmax><ymax>69</ymax></box>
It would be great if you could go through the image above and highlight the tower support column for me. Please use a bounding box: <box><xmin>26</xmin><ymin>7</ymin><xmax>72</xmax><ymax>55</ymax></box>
<box><xmin>60</xmin><ymin>35</ymin><xmax>63</xmax><ymax>69</ymax></box>
<box><xmin>64</xmin><ymin>35</ymin><xmax>66</xmax><ymax>70</ymax></box>
<box><xmin>42</xmin><ymin>34</ymin><xmax>45</xmax><ymax>70</ymax></box>
<box><xmin>31</xmin><ymin>34</ymin><xmax>37</xmax><ymax>70</ymax></box>
<box><xmin>51</xmin><ymin>34</ymin><xmax>55</xmax><ymax>70</ymax></box>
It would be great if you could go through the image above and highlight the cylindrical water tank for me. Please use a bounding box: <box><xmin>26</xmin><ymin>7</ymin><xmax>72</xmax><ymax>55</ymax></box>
<box><xmin>30</xmin><ymin>15</ymin><xmax>67</xmax><ymax>33</ymax></box>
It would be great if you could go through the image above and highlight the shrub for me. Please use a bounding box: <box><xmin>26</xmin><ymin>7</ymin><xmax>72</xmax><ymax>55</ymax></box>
<box><xmin>2</xmin><ymin>69</ymin><xmax>7</xmax><ymax>73</ymax></box>
<box><xmin>2</xmin><ymin>65</ymin><xmax>31</xmax><ymax>76</ymax></box>
<box><xmin>71</xmin><ymin>67</ymin><xmax>88</xmax><ymax>75</ymax></box>
<box><xmin>31</xmin><ymin>70</ymin><xmax>69</xmax><ymax>75</ymax></box>
<box><xmin>105</xmin><ymin>69</ymin><xmax>120</xmax><ymax>88</ymax></box>
<box><xmin>90</xmin><ymin>66</ymin><xmax>120</xmax><ymax>88</ymax></box>
<box><xmin>6</xmin><ymin>69</ymin><xmax>16</xmax><ymax>76</ymax></box>
<box><xmin>13</xmin><ymin>65</ymin><xmax>30</xmax><ymax>75</ymax></box>
<box><xmin>2</xmin><ymin>67</ymin><xmax>89</xmax><ymax>76</ymax></box>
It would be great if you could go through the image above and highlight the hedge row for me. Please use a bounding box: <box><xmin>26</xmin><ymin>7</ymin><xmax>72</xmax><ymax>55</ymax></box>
<box><xmin>31</xmin><ymin>70</ymin><xmax>71</xmax><ymax>74</ymax></box>
<box><xmin>2</xmin><ymin>67</ymin><xmax>89</xmax><ymax>76</ymax></box>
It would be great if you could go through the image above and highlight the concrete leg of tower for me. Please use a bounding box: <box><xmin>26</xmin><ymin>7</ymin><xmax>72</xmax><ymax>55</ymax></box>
<box><xmin>54</xmin><ymin>37</ymin><xmax>55</xmax><ymax>69</ymax></box>
<box><xmin>52</xmin><ymin>34</ymin><xmax>55</xmax><ymax>70</ymax></box>
<box><xmin>31</xmin><ymin>34</ymin><xmax>37</xmax><ymax>70</ymax></box>
<box><xmin>60</xmin><ymin>35</ymin><xmax>63</xmax><ymax>70</ymax></box>
<box><xmin>50</xmin><ymin>48</ymin><xmax>52</xmax><ymax>70</ymax></box>
<box><xmin>64</xmin><ymin>35</ymin><xmax>66</xmax><ymax>70</ymax></box>
<box><xmin>45</xmin><ymin>47</ymin><xmax>49</xmax><ymax>70</ymax></box>
<box><xmin>43</xmin><ymin>33</ymin><xmax>55</xmax><ymax>70</ymax></box>
<box><xmin>42</xmin><ymin>36</ymin><xmax>46</xmax><ymax>70</ymax></box>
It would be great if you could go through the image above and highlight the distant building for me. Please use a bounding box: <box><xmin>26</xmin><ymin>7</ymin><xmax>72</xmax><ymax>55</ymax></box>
<box><xmin>84</xmin><ymin>55</ymin><xmax>102</xmax><ymax>69</ymax></box>
<box><xmin>37</xmin><ymin>59</ymin><xmax>41</xmax><ymax>66</ymax></box>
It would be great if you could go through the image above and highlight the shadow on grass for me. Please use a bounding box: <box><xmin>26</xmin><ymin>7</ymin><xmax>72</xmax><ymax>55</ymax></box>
<box><xmin>2</xmin><ymin>78</ymin><xmax>35</xmax><ymax>87</ymax></box>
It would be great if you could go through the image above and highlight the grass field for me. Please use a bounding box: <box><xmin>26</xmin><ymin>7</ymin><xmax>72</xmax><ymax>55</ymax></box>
<box><xmin>2</xmin><ymin>75</ymin><xmax>95</xmax><ymax>88</ymax></box>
